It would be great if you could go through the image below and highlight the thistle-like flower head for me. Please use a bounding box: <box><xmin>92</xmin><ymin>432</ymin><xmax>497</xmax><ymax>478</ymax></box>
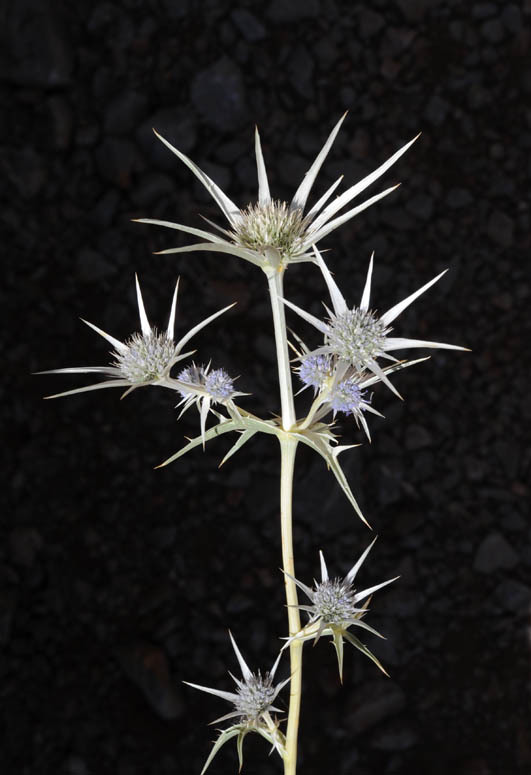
<box><xmin>285</xmin><ymin>246</ymin><xmax>468</xmax><ymax>398</ymax></box>
<box><xmin>178</xmin><ymin>363</ymin><xmax>236</xmax><ymax>402</ymax></box>
<box><xmin>39</xmin><ymin>276</ymin><xmax>235</xmax><ymax>400</ymax></box>
<box><xmin>184</xmin><ymin>632</ymin><xmax>290</xmax><ymax>775</ymax></box>
<box><xmin>231</xmin><ymin>200</ymin><xmax>309</xmax><ymax>261</ymax></box>
<box><xmin>175</xmin><ymin>362</ymin><xmax>247</xmax><ymax>445</ymax></box>
<box><xmin>184</xmin><ymin>632</ymin><xmax>287</xmax><ymax>724</ymax></box>
<box><xmin>326</xmin><ymin>307</ymin><xmax>390</xmax><ymax>372</ymax></box>
<box><xmin>113</xmin><ymin>328</ymin><xmax>177</xmax><ymax>384</ymax></box>
<box><xmin>135</xmin><ymin>116</ymin><xmax>419</xmax><ymax>273</ymax></box>
<box><xmin>298</xmin><ymin>353</ymin><xmax>334</xmax><ymax>392</ymax></box>
<box><xmin>285</xmin><ymin>538</ymin><xmax>397</xmax><ymax>680</ymax></box>
<box><xmin>184</xmin><ymin>633</ymin><xmax>288</xmax><ymax>773</ymax></box>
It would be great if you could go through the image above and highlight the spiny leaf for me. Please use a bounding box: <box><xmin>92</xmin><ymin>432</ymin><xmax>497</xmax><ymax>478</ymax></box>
<box><xmin>219</xmin><ymin>429</ymin><xmax>257</xmax><ymax>467</ymax></box>
<box><xmin>157</xmin><ymin>418</ymin><xmax>242</xmax><ymax>468</ymax></box>
<box><xmin>332</xmin><ymin>630</ymin><xmax>345</xmax><ymax>683</ymax></box>
<box><xmin>294</xmin><ymin>430</ymin><xmax>369</xmax><ymax>527</ymax></box>
<box><xmin>343</xmin><ymin>631</ymin><xmax>389</xmax><ymax>677</ymax></box>
<box><xmin>237</xmin><ymin>729</ymin><xmax>248</xmax><ymax>771</ymax></box>
<box><xmin>200</xmin><ymin>726</ymin><xmax>241</xmax><ymax>775</ymax></box>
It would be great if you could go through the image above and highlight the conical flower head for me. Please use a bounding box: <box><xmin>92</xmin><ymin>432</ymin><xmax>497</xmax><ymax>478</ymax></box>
<box><xmin>325</xmin><ymin>308</ymin><xmax>390</xmax><ymax>371</ymax></box>
<box><xmin>185</xmin><ymin>635</ymin><xmax>288</xmax><ymax>775</ymax></box>
<box><xmin>231</xmin><ymin>200</ymin><xmax>309</xmax><ymax>261</ymax></box>
<box><xmin>284</xmin><ymin>539</ymin><xmax>398</xmax><ymax>680</ymax></box>
<box><xmin>135</xmin><ymin>116</ymin><xmax>420</xmax><ymax>272</ymax></box>
<box><xmin>38</xmin><ymin>276</ymin><xmax>235</xmax><ymax>400</ymax></box>
<box><xmin>311</xmin><ymin>576</ymin><xmax>363</xmax><ymax>624</ymax></box>
<box><xmin>298</xmin><ymin>353</ymin><xmax>334</xmax><ymax>392</ymax></box>
<box><xmin>184</xmin><ymin>632</ymin><xmax>288</xmax><ymax>727</ymax></box>
<box><xmin>114</xmin><ymin>328</ymin><xmax>177</xmax><ymax>383</ymax></box>
<box><xmin>232</xmin><ymin>672</ymin><xmax>277</xmax><ymax>723</ymax></box>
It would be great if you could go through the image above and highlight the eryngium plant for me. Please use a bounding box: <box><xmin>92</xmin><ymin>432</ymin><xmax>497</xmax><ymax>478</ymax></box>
<box><xmin>39</xmin><ymin>116</ymin><xmax>466</xmax><ymax>774</ymax></box>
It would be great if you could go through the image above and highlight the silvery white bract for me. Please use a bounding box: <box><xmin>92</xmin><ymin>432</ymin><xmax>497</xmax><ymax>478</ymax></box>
<box><xmin>184</xmin><ymin>632</ymin><xmax>289</xmax><ymax>774</ymax></box>
<box><xmin>39</xmin><ymin>276</ymin><xmax>234</xmax><ymax>400</ymax></box>
<box><xmin>284</xmin><ymin>538</ymin><xmax>397</xmax><ymax>680</ymax></box>
<box><xmin>284</xmin><ymin>247</ymin><xmax>467</xmax><ymax>398</ymax></box>
<box><xmin>135</xmin><ymin>115</ymin><xmax>419</xmax><ymax>273</ymax></box>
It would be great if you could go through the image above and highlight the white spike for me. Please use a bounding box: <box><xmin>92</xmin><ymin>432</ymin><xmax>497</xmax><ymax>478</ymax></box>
<box><xmin>200</xmin><ymin>396</ymin><xmax>211</xmax><ymax>449</ymax></box>
<box><xmin>229</xmin><ymin>631</ymin><xmax>253</xmax><ymax>682</ymax></box>
<box><xmin>381</xmin><ymin>269</ymin><xmax>448</xmax><ymax>326</ymax></box>
<box><xmin>383</xmin><ymin>337</ymin><xmax>469</xmax><ymax>352</ymax></box>
<box><xmin>313</xmin><ymin>246</ymin><xmax>347</xmax><ymax>315</ymax></box>
<box><xmin>135</xmin><ymin>274</ymin><xmax>151</xmax><ymax>336</ymax></box>
<box><xmin>306</xmin><ymin>175</ymin><xmax>344</xmax><ymax>220</ymax></box>
<box><xmin>183</xmin><ymin>680</ymin><xmax>239</xmax><ymax>704</ymax></box>
<box><xmin>37</xmin><ymin>366</ymin><xmax>121</xmax><ymax>375</ymax></box>
<box><xmin>353</xmin><ymin>576</ymin><xmax>399</xmax><ymax>604</ymax></box>
<box><xmin>319</xmin><ymin>550</ymin><xmax>329</xmax><ymax>582</ymax></box>
<box><xmin>44</xmin><ymin>379</ymin><xmax>133</xmax><ymax>400</ymax></box>
<box><xmin>269</xmin><ymin>650</ymin><xmax>283</xmax><ymax>680</ymax></box>
<box><xmin>254</xmin><ymin>127</ymin><xmax>271</xmax><ymax>205</ymax></box>
<box><xmin>281</xmin><ymin>297</ymin><xmax>330</xmax><ymax>335</ymax></box>
<box><xmin>167</xmin><ymin>278</ymin><xmax>179</xmax><ymax>339</ymax></box>
<box><xmin>133</xmin><ymin>218</ymin><xmax>227</xmax><ymax>244</ymax></box>
<box><xmin>290</xmin><ymin>113</ymin><xmax>348</xmax><ymax>213</ymax></box>
<box><xmin>360</xmin><ymin>252</ymin><xmax>374</xmax><ymax>311</ymax></box>
<box><xmin>81</xmin><ymin>318</ymin><xmax>127</xmax><ymax>353</ymax></box>
<box><xmin>309</xmin><ymin>133</ymin><xmax>420</xmax><ymax>234</ymax></box>
<box><xmin>345</xmin><ymin>536</ymin><xmax>378</xmax><ymax>585</ymax></box>
<box><xmin>153</xmin><ymin>129</ymin><xmax>240</xmax><ymax>225</ymax></box>
<box><xmin>367</xmin><ymin>358</ymin><xmax>402</xmax><ymax>399</ymax></box>
<box><xmin>308</xmin><ymin>185</ymin><xmax>400</xmax><ymax>246</ymax></box>
<box><xmin>175</xmin><ymin>303</ymin><xmax>236</xmax><ymax>354</ymax></box>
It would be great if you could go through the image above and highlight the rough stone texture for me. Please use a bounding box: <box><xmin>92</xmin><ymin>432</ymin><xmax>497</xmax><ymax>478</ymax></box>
<box><xmin>191</xmin><ymin>57</ymin><xmax>247</xmax><ymax>132</ymax></box>
<box><xmin>1</xmin><ymin>0</ymin><xmax>73</xmax><ymax>87</ymax></box>
<box><xmin>4</xmin><ymin>1</ymin><xmax>530</xmax><ymax>774</ymax></box>
<box><xmin>474</xmin><ymin>532</ymin><xmax>519</xmax><ymax>573</ymax></box>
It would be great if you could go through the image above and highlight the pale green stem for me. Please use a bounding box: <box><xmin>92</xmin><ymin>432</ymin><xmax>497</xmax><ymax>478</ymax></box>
<box><xmin>298</xmin><ymin>383</ymin><xmax>332</xmax><ymax>430</ymax></box>
<box><xmin>266</xmin><ymin>269</ymin><xmax>296</xmax><ymax>431</ymax></box>
<box><xmin>265</xmin><ymin>267</ymin><xmax>302</xmax><ymax>775</ymax></box>
<box><xmin>279</xmin><ymin>435</ymin><xmax>302</xmax><ymax>775</ymax></box>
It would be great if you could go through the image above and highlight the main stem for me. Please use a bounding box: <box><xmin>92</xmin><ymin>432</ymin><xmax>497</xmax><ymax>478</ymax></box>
<box><xmin>266</xmin><ymin>268</ymin><xmax>302</xmax><ymax>775</ymax></box>
<box><xmin>279</xmin><ymin>435</ymin><xmax>302</xmax><ymax>775</ymax></box>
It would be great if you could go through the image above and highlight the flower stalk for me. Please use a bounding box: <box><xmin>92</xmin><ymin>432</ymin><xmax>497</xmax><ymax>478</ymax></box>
<box><xmin>266</xmin><ymin>267</ymin><xmax>296</xmax><ymax>431</ymax></box>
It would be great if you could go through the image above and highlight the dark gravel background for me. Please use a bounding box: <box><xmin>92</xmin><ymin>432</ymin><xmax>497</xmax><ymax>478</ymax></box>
<box><xmin>3</xmin><ymin>1</ymin><xmax>530</xmax><ymax>774</ymax></box>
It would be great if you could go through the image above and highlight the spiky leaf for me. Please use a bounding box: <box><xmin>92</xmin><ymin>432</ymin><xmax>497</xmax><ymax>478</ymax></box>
<box><xmin>200</xmin><ymin>726</ymin><xmax>241</xmax><ymax>775</ymax></box>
